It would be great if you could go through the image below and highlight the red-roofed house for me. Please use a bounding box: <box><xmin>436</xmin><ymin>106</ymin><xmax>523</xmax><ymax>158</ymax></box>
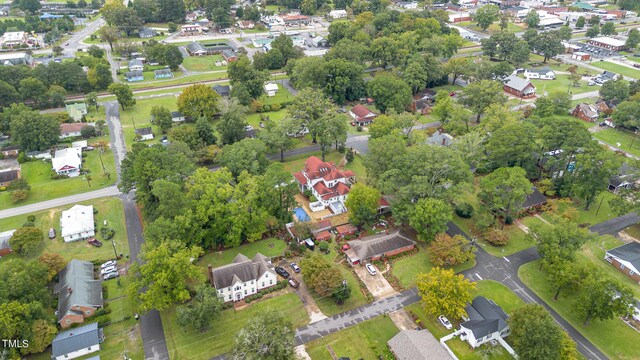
<box><xmin>349</xmin><ymin>105</ymin><xmax>377</xmax><ymax>126</ymax></box>
<box><xmin>336</xmin><ymin>224</ymin><xmax>357</xmax><ymax>238</ymax></box>
<box><xmin>378</xmin><ymin>197</ymin><xmax>391</xmax><ymax>215</ymax></box>
<box><xmin>314</xmin><ymin>230</ymin><xmax>331</xmax><ymax>241</ymax></box>
<box><xmin>60</xmin><ymin>123</ymin><xmax>86</xmax><ymax>139</ymax></box>
<box><xmin>293</xmin><ymin>156</ymin><xmax>356</xmax><ymax>213</ymax></box>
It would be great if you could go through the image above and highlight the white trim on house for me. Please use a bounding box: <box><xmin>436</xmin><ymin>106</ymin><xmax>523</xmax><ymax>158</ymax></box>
<box><xmin>60</xmin><ymin>205</ymin><xmax>95</xmax><ymax>242</ymax></box>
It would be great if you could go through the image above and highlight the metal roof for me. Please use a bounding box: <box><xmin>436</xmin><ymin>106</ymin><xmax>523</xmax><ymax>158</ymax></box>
<box><xmin>51</xmin><ymin>322</ymin><xmax>102</xmax><ymax>357</ymax></box>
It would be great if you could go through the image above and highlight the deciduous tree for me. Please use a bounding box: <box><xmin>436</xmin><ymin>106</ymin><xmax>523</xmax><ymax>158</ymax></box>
<box><xmin>367</xmin><ymin>72</ymin><xmax>412</xmax><ymax>114</ymax></box>
<box><xmin>37</xmin><ymin>253</ymin><xmax>67</xmax><ymax>281</ymax></box>
<box><xmin>575</xmin><ymin>272</ymin><xmax>634</xmax><ymax>325</ymax></box>
<box><xmin>478</xmin><ymin>167</ymin><xmax>533</xmax><ymax>227</ymax></box>
<box><xmin>231</xmin><ymin>309</ymin><xmax>296</xmax><ymax>360</ymax></box>
<box><xmin>428</xmin><ymin>233</ymin><xmax>475</xmax><ymax>267</ymax></box>
<box><xmin>10</xmin><ymin>111</ymin><xmax>59</xmax><ymax>152</ymax></box>
<box><xmin>416</xmin><ymin>267</ymin><xmax>476</xmax><ymax>320</ymax></box>
<box><xmin>474</xmin><ymin>4</ymin><xmax>500</xmax><ymax>30</ymax></box>
<box><xmin>345</xmin><ymin>184</ymin><xmax>381</xmax><ymax>227</ymax></box>
<box><xmin>9</xmin><ymin>227</ymin><xmax>43</xmax><ymax>256</ymax></box>
<box><xmin>409</xmin><ymin>198</ymin><xmax>453</xmax><ymax>242</ymax></box>
<box><xmin>508</xmin><ymin>304</ymin><xmax>570</xmax><ymax>360</ymax></box>
<box><xmin>108</xmin><ymin>83</ymin><xmax>136</xmax><ymax>110</ymax></box>
<box><xmin>460</xmin><ymin>80</ymin><xmax>506</xmax><ymax>121</ymax></box>
<box><xmin>217</xmin><ymin>99</ymin><xmax>247</xmax><ymax>145</ymax></box>
<box><xmin>217</xmin><ymin>138</ymin><xmax>269</xmax><ymax>178</ymax></box>
<box><xmin>177</xmin><ymin>84</ymin><xmax>221</xmax><ymax>119</ymax></box>
<box><xmin>176</xmin><ymin>283</ymin><xmax>223</xmax><ymax>330</ymax></box>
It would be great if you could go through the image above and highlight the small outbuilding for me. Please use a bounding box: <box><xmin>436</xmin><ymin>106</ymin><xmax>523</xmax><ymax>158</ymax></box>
<box><xmin>388</xmin><ymin>330</ymin><xmax>454</xmax><ymax>360</ymax></box>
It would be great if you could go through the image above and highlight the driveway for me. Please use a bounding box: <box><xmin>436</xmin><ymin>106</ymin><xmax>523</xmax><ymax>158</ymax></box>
<box><xmin>277</xmin><ymin>260</ymin><xmax>327</xmax><ymax>323</ymax></box>
<box><xmin>388</xmin><ymin>309</ymin><xmax>416</xmax><ymax>330</ymax></box>
<box><xmin>352</xmin><ymin>263</ymin><xmax>397</xmax><ymax>300</ymax></box>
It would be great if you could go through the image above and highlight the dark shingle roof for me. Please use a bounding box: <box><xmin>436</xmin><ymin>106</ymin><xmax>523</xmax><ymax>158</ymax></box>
<box><xmin>52</xmin><ymin>322</ymin><xmax>102</xmax><ymax>357</ymax></box>
<box><xmin>187</xmin><ymin>41</ymin><xmax>206</xmax><ymax>53</ymax></box>
<box><xmin>55</xmin><ymin>260</ymin><xmax>103</xmax><ymax>322</ymax></box>
<box><xmin>347</xmin><ymin>230</ymin><xmax>416</xmax><ymax>260</ymax></box>
<box><xmin>607</xmin><ymin>242</ymin><xmax>640</xmax><ymax>272</ymax></box>
<box><xmin>154</xmin><ymin>68</ymin><xmax>172</xmax><ymax>76</ymax></box>
<box><xmin>388</xmin><ymin>330</ymin><xmax>454</xmax><ymax>360</ymax></box>
<box><xmin>171</xmin><ymin>111</ymin><xmax>183</xmax><ymax>118</ymax></box>
<box><xmin>211</xmin><ymin>253</ymin><xmax>275</xmax><ymax>289</ymax></box>
<box><xmin>135</xmin><ymin>127</ymin><xmax>153</xmax><ymax>135</ymax></box>
<box><xmin>461</xmin><ymin>296</ymin><xmax>509</xmax><ymax>340</ymax></box>
<box><xmin>126</xmin><ymin>70</ymin><xmax>143</xmax><ymax>78</ymax></box>
<box><xmin>504</xmin><ymin>75</ymin><xmax>534</xmax><ymax>92</ymax></box>
<box><xmin>213</xmin><ymin>84</ymin><xmax>230</xmax><ymax>96</ymax></box>
<box><xmin>522</xmin><ymin>187</ymin><xmax>547</xmax><ymax>209</ymax></box>
<box><xmin>0</xmin><ymin>169</ymin><xmax>19</xmax><ymax>183</ymax></box>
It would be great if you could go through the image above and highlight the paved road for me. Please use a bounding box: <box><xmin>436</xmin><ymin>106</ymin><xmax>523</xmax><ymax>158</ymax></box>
<box><xmin>34</xmin><ymin>17</ymin><xmax>105</xmax><ymax>56</ymax></box>
<box><xmin>590</xmin><ymin>212</ymin><xmax>640</xmax><ymax>235</ymax></box>
<box><xmin>0</xmin><ymin>186</ymin><xmax>119</xmax><ymax>219</ymax></box>
<box><xmin>104</xmin><ymin>101</ymin><xmax>127</xmax><ymax>180</ymax></box>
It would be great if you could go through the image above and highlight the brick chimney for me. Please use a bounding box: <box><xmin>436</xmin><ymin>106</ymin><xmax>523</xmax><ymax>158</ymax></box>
<box><xmin>207</xmin><ymin>265</ymin><xmax>214</xmax><ymax>286</ymax></box>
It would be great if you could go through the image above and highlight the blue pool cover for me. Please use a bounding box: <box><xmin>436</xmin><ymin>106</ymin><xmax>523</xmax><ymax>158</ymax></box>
<box><xmin>293</xmin><ymin>207</ymin><xmax>311</xmax><ymax>222</ymax></box>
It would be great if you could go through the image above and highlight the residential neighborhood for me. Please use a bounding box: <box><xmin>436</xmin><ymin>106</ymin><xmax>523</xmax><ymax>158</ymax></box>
<box><xmin>1</xmin><ymin>0</ymin><xmax>640</xmax><ymax>359</ymax></box>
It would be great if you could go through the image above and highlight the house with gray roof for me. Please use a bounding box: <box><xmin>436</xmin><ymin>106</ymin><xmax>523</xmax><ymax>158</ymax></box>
<box><xmin>54</xmin><ymin>259</ymin><xmax>103</xmax><ymax>328</ymax></box>
<box><xmin>605</xmin><ymin>242</ymin><xmax>640</xmax><ymax>284</ymax></box>
<box><xmin>128</xmin><ymin>59</ymin><xmax>144</xmax><ymax>71</ymax></box>
<box><xmin>207</xmin><ymin>253</ymin><xmax>278</xmax><ymax>302</ymax></box>
<box><xmin>186</xmin><ymin>41</ymin><xmax>208</xmax><ymax>56</ymax></box>
<box><xmin>51</xmin><ymin>322</ymin><xmax>104</xmax><ymax>360</ymax></box>
<box><xmin>213</xmin><ymin>84</ymin><xmax>230</xmax><ymax>97</ymax></box>
<box><xmin>522</xmin><ymin>187</ymin><xmax>547</xmax><ymax>210</ymax></box>
<box><xmin>459</xmin><ymin>296</ymin><xmax>510</xmax><ymax>348</ymax></box>
<box><xmin>388</xmin><ymin>330</ymin><xmax>454</xmax><ymax>360</ymax></box>
<box><xmin>503</xmin><ymin>75</ymin><xmax>536</xmax><ymax>99</ymax></box>
<box><xmin>427</xmin><ymin>129</ymin><xmax>454</xmax><ymax>146</ymax></box>
<box><xmin>524</xmin><ymin>66</ymin><xmax>556</xmax><ymax>80</ymax></box>
<box><xmin>344</xmin><ymin>229</ymin><xmax>416</xmax><ymax>265</ymax></box>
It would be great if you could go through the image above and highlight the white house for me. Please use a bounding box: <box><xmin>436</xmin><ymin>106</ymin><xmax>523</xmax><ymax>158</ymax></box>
<box><xmin>397</xmin><ymin>1</ymin><xmax>418</xmax><ymax>9</ymax></box>
<box><xmin>293</xmin><ymin>156</ymin><xmax>356</xmax><ymax>211</ymax></box>
<box><xmin>264</xmin><ymin>82</ymin><xmax>279</xmax><ymax>97</ymax></box>
<box><xmin>128</xmin><ymin>59</ymin><xmax>144</xmax><ymax>72</ymax></box>
<box><xmin>349</xmin><ymin>104</ymin><xmax>377</xmax><ymax>126</ymax></box>
<box><xmin>459</xmin><ymin>296</ymin><xmax>510</xmax><ymax>348</ymax></box>
<box><xmin>524</xmin><ymin>66</ymin><xmax>556</xmax><ymax>80</ymax></box>
<box><xmin>60</xmin><ymin>123</ymin><xmax>87</xmax><ymax>139</ymax></box>
<box><xmin>605</xmin><ymin>242</ymin><xmax>640</xmax><ymax>284</ymax></box>
<box><xmin>52</xmin><ymin>147</ymin><xmax>83</xmax><ymax>177</ymax></box>
<box><xmin>209</xmin><ymin>253</ymin><xmax>278</xmax><ymax>302</ymax></box>
<box><xmin>51</xmin><ymin>322</ymin><xmax>103</xmax><ymax>360</ymax></box>
<box><xmin>60</xmin><ymin>204</ymin><xmax>95</xmax><ymax>242</ymax></box>
<box><xmin>328</xmin><ymin>9</ymin><xmax>347</xmax><ymax>19</ymax></box>
<box><xmin>171</xmin><ymin>111</ymin><xmax>186</xmax><ymax>122</ymax></box>
<box><xmin>135</xmin><ymin>127</ymin><xmax>154</xmax><ymax>141</ymax></box>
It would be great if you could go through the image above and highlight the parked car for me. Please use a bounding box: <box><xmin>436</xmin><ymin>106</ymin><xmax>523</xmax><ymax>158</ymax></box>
<box><xmin>84</xmin><ymin>146</ymin><xmax>95</xmax><ymax>151</ymax></box>
<box><xmin>634</xmin><ymin>64</ymin><xmax>640</xmax><ymax>69</ymax></box>
<box><xmin>87</xmin><ymin>238</ymin><xmax>102</xmax><ymax>247</ymax></box>
<box><xmin>275</xmin><ymin>266</ymin><xmax>290</xmax><ymax>278</ymax></box>
<box><xmin>48</xmin><ymin>228</ymin><xmax>56</xmax><ymax>239</ymax></box>
<box><xmin>290</xmin><ymin>262</ymin><xmax>300</xmax><ymax>273</ymax></box>
<box><xmin>288</xmin><ymin>278</ymin><xmax>300</xmax><ymax>288</ymax></box>
<box><xmin>365</xmin><ymin>263</ymin><xmax>377</xmax><ymax>275</ymax></box>
<box><xmin>438</xmin><ymin>315</ymin><xmax>452</xmax><ymax>330</ymax></box>
<box><xmin>100</xmin><ymin>266</ymin><xmax>116</xmax><ymax>275</ymax></box>
<box><xmin>245</xmin><ymin>125</ymin><xmax>254</xmax><ymax>131</ymax></box>
<box><xmin>103</xmin><ymin>271</ymin><xmax>119</xmax><ymax>280</ymax></box>
<box><xmin>101</xmin><ymin>260</ymin><xmax>117</xmax><ymax>269</ymax></box>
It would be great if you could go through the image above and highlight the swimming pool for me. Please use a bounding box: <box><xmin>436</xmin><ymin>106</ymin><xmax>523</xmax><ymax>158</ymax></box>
<box><xmin>252</xmin><ymin>38</ymin><xmax>273</xmax><ymax>47</ymax></box>
<box><xmin>293</xmin><ymin>207</ymin><xmax>311</xmax><ymax>222</ymax></box>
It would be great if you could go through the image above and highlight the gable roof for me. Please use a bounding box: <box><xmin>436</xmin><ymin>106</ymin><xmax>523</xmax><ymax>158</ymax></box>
<box><xmin>60</xmin><ymin>204</ymin><xmax>94</xmax><ymax>238</ymax></box>
<box><xmin>52</xmin><ymin>322</ymin><xmax>102</xmax><ymax>357</ymax></box>
<box><xmin>126</xmin><ymin>70</ymin><xmax>143</xmax><ymax>78</ymax></box>
<box><xmin>187</xmin><ymin>41</ymin><xmax>206</xmax><ymax>53</ymax></box>
<box><xmin>0</xmin><ymin>169</ymin><xmax>19</xmax><ymax>183</ymax></box>
<box><xmin>388</xmin><ymin>330</ymin><xmax>454</xmax><ymax>360</ymax></box>
<box><xmin>347</xmin><ymin>229</ymin><xmax>416</xmax><ymax>260</ymax></box>
<box><xmin>213</xmin><ymin>84</ymin><xmax>230</xmax><ymax>96</ymax></box>
<box><xmin>55</xmin><ymin>259</ymin><xmax>103</xmax><ymax>322</ymax></box>
<box><xmin>211</xmin><ymin>252</ymin><xmax>275</xmax><ymax>289</ymax></box>
<box><xmin>128</xmin><ymin>59</ymin><xmax>143</xmax><ymax>68</ymax></box>
<box><xmin>526</xmin><ymin>66</ymin><xmax>554</xmax><ymax>74</ymax></box>
<box><xmin>60</xmin><ymin>122</ymin><xmax>86</xmax><ymax>134</ymax></box>
<box><xmin>504</xmin><ymin>75</ymin><xmax>534</xmax><ymax>92</ymax></box>
<box><xmin>135</xmin><ymin>127</ymin><xmax>153</xmax><ymax>135</ymax></box>
<box><xmin>461</xmin><ymin>296</ymin><xmax>509</xmax><ymax>340</ymax></box>
<box><xmin>154</xmin><ymin>68</ymin><xmax>172</xmax><ymax>76</ymax></box>
<box><xmin>522</xmin><ymin>187</ymin><xmax>547</xmax><ymax>209</ymax></box>
<box><xmin>350</xmin><ymin>104</ymin><xmax>376</xmax><ymax>119</ymax></box>
<box><xmin>575</xmin><ymin>103</ymin><xmax>598</xmax><ymax>118</ymax></box>
<box><xmin>52</xmin><ymin>147</ymin><xmax>82</xmax><ymax>173</ymax></box>
<box><xmin>427</xmin><ymin>131</ymin><xmax>453</xmax><ymax>146</ymax></box>
<box><xmin>171</xmin><ymin>111</ymin><xmax>184</xmax><ymax>118</ymax></box>
<box><xmin>607</xmin><ymin>242</ymin><xmax>640</xmax><ymax>273</ymax></box>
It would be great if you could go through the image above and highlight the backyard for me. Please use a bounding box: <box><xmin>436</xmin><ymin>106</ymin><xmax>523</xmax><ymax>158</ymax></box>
<box><xmin>305</xmin><ymin>315</ymin><xmax>399</xmax><ymax>360</ymax></box>
<box><xmin>0</xmin><ymin>136</ymin><xmax>117</xmax><ymax>210</ymax></box>
<box><xmin>591</xmin><ymin>61</ymin><xmax>640</xmax><ymax>79</ymax></box>
<box><xmin>0</xmin><ymin>197</ymin><xmax>127</xmax><ymax>264</ymax></box>
<box><xmin>161</xmin><ymin>292</ymin><xmax>309</xmax><ymax>359</ymax></box>
<box><xmin>197</xmin><ymin>237</ymin><xmax>287</xmax><ymax>269</ymax></box>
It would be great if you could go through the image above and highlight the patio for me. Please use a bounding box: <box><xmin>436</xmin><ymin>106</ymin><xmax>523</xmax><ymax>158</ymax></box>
<box><xmin>294</xmin><ymin>194</ymin><xmax>349</xmax><ymax>226</ymax></box>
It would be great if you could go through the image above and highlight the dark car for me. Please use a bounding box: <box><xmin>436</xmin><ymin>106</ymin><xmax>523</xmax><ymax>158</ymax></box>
<box><xmin>634</xmin><ymin>64</ymin><xmax>640</xmax><ymax>69</ymax></box>
<box><xmin>87</xmin><ymin>238</ymin><xmax>103</xmax><ymax>247</ymax></box>
<box><xmin>290</xmin><ymin>262</ymin><xmax>300</xmax><ymax>273</ymax></box>
<box><xmin>48</xmin><ymin>228</ymin><xmax>56</xmax><ymax>239</ymax></box>
<box><xmin>275</xmin><ymin>266</ymin><xmax>290</xmax><ymax>278</ymax></box>
<box><xmin>288</xmin><ymin>278</ymin><xmax>300</xmax><ymax>288</ymax></box>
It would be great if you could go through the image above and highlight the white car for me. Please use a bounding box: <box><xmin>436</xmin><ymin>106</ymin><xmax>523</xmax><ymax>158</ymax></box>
<box><xmin>245</xmin><ymin>125</ymin><xmax>254</xmax><ymax>131</ymax></box>
<box><xmin>438</xmin><ymin>315</ymin><xmax>452</xmax><ymax>330</ymax></box>
<box><xmin>365</xmin><ymin>263</ymin><xmax>377</xmax><ymax>276</ymax></box>
<box><xmin>100</xmin><ymin>266</ymin><xmax>116</xmax><ymax>275</ymax></box>
<box><xmin>101</xmin><ymin>260</ymin><xmax>116</xmax><ymax>269</ymax></box>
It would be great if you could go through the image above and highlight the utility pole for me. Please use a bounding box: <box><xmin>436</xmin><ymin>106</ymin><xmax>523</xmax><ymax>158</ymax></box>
<box><xmin>111</xmin><ymin>239</ymin><xmax>118</xmax><ymax>259</ymax></box>
<box><xmin>83</xmin><ymin>172</ymin><xmax>92</xmax><ymax>188</ymax></box>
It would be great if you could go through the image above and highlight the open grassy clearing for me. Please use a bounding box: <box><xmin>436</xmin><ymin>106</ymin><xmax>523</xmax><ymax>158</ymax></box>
<box><xmin>530</xmin><ymin>75</ymin><xmax>595</xmax><ymax>95</ymax></box>
<box><xmin>0</xmin><ymin>136</ymin><xmax>116</xmax><ymax>210</ymax></box>
<box><xmin>127</xmin><ymin>71</ymin><xmax>228</xmax><ymax>89</ymax></box>
<box><xmin>305</xmin><ymin>316</ymin><xmax>399</xmax><ymax>360</ymax></box>
<box><xmin>593</xmin><ymin>128</ymin><xmax>640</xmax><ymax>158</ymax></box>
<box><xmin>591</xmin><ymin>61</ymin><xmax>640</xmax><ymax>79</ymax></box>
<box><xmin>197</xmin><ymin>238</ymin><xmax>287</xmax><ymax>269</ymax></box>
<box><xmin>390</xmin><ymin>245</ymin><xmax>475</xmax><ymax>289</ymax></box>
<box><xmin>539</xmin><ymin>193</ymin><xmax>617</xmax><ymax>227</ymax></box>
<box><xmin>161</xmin><ymin>293</ymin><xmax>309</xmax><ymax>359</ymax></box>
<box><xmin>182</xmin><ymin>54</ymin><xmax>227</xmax><ymax>72</ymax></box>
<box><xmin>456</xmin><ymin>21</ymin><xmax>524</xmax><ymax>34</ymax></box>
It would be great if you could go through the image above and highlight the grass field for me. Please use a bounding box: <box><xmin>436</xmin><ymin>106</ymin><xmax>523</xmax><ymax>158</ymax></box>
<box><xmin>456</xmin><ymin>21</ymin><xmax>524</xmax><ymax>34</ymax></box>
<box><xmin>0</xmin><ymin>197</ymin><xmax>127</xmax><ymax>264</ymax></box>
<box><xmin>305</xmin><ymin>316</ymin><xmax>399</xmax><ymax>360</ymax></box>
<box><xmin>128</xmin><ymin>71</ymin><xmax>229</xmax><ymax>89</ymax></box>
<box><xmin>593</xmin><ymin>128</ymin><xmax>640</xmax><ymax>158</ymax></box>
<box><xmin>391</xmin><ymin>245</ymin><xmax>475</xmax><ymax>289</ymax></box>
<box><xmin>0</xmin><ymin>136</ymin><xmax>117</xmax><ymax>210</ymax></box>
<box><xmin>119</xmin><ymin>96</ymin><xmax>178</xmax><ymax>148</ymax></box>
<box><xmin>591</xmin><ymin>61</ymin><xmax>640</xmax><ymax>79</ymax></box>
<box><xmin>519</xmin><ymin>259</ymin><xmax>640</xmax><ymax>359</ymax></box>
<box><xmin>260</xmin><ymin>82</ymin><xmax>294</xmax><ymax>105</ymax></box>
<box><xmin>162</xmin><ymin>293</ymin><xmax>309</xmax><ymax>359</ymax></box>
<box><xmin>182</xmin><ymin>55</ymin><xmax>227</xmax><ymax>72</ymax></box>
<box><xmin>197</xmin><ymin>238</ymin><xmax>287</xmax><ymax>269</ymax></box>
<box><xmin>480</xmin><ymin>223</ymin><xmax>534</xmax><ymax>257</ymax></box>
<box><xmin>405</xmin><ymin>280</ymin><xmax>523</xmax><ymax>360</ymax></box>
<box><xmin>539</xmin><ymin>193</ymin><xmax>617</xmax><ymax>227</ymax></box>
<box><xmin>530</xmin><ymin>75</ymin><xmax>594</xmax><ymax>95</ymax></box>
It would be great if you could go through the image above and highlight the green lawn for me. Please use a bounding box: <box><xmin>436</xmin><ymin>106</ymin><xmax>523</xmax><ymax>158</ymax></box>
<box><xmin>456</xmin><ymin>21</ymin><xmax>524</xmax><ymax>34</ymax></box>
<box><xmin>519</xmin><ymin>215</ymin><xmax>547</xmax><ymax>229</ymax></box>
<box><xmin>0</xmin><ymin>136</ymin><xmax>117</xmax><ymax>210</ymax></box>
<box><xmin>478</xmin><ymin>223</ymin><xmax>534</xmax><ymax>257</ymax></box>
<box><xmin>197</xmin><ymin>238</ymin><xmax>287</xmax><ymax>269</ymax></box>
<box><xmin>0</xmin><ymin>197</ymin><xmax>127</xmax><ymax>265</ymax></box>
<box><xmin>182</xmin><ymin>55</ymin><xmax>227</xmax><ymax>72</ymax></box>
<box><xmin>127</xmin><ymin>71</ymin><xmax>229</xmax><ymax>89</ymax></box>
<box><xmin>305</xmin><ymin>316</ymin><xmax>399</xmax><ymax>360</ymax></box>
<box><xmin>593</xmin><ymin>128</ymin><xmax>640</xmax><ymax>158</ymax></box>
<box><xmin>405</xmin><ymin>280</ymin><xmax>523</xmax><ymax>360</ymax></box>
<box><xmin>391</xmin><ymin>245</ymin><xmax>475</xmax><ymax>289</ymax></box>
<box><xmin>519</xmin><ymin>260</ymin><xmax>640</xmax><ymax>360</ymax></box>
<box><xmin>591</xmin><ymin>61</ymin><xmax>640</xmax><ymax>79</ymax></box>
<box><xmin>162</xmin><ymin>293</ymin><xmax>309</xmax><ymax>359</ymax></box>
<box><xmin>246</xmin><ymin>109</ymin><xmax>287</xmax><ymax>128</ymax></box>
<box><xmin>540</xmin><ymin>193</ymin><xmax>617</xmax><ymax>227</ymax></box>
<box><xmin>530</xmin><ymin>75</ymin><xmax>594</xmax><ymax>95</ymax></box>
<box><xmin>623</xmin><ymin>223</ymin><xmax>640</xmax><ymax>240</ymax></box>
<box><xmin>260</xmin><ymin>82</ymin><xmax>294</xmax><ymax>105</ymax></box>
<box><xmin>119</xmin><ymin>96</ymin><xmax>178</xmax><ymax>148</ymax></box>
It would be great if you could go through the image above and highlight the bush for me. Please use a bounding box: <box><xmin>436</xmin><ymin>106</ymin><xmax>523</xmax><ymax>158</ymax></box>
<box><xmin>270</xmin><ymin>103</ymin><xmax>281</xmax><ymax>111</ymax></box>
<box><xmin>357</xmin><ymin>126</ymin><xmax>363</xmax><ymax>132</ymax></box>
<box><xmin>22</xmin><ymin>221</ymin><xmax>35</xmax><ymax>227</ymax></box>
<box><xmin>50</xmin><ymin>171</ymin><xmax>70</xmax><ymax>180</ymax></box>
<box><xmin>484</xmin><ymin>228</ymin><xmax>509</xmax><ymax>246</ymax></box>
<box><xmin>100</xmin><ymin>227</ymin><xmax>115</xmax><ymax>240</ymax></box>
<box><xmin>27</xmin><ymin>215</ymin><xmax>36</xmax><ymax>222</ymax></box>
<box><xmin>262</xmin><ymin>104</ymin><xmax>271</xmax><ymax>112</ymax></box>
<box><xmin>93</xmin><ymin>207</ymin><xmax>99</xmax><ymax>214</ymax></box>
<box><xmin>318</xmin><ymin>241</ymin><xmax>329</xmax><ymax>253</ymax></box>
<box><xmin>455</xmin><ymin>202</ymin><xmax>474</xmax><ymax>218</ymax></box>
<box><xmin>0</xmin><ymin>186</ymin><xmax>5</xmax><ymax>191</ymax></box>
<box><xmin>17</xmin><ymin>152</ymin><xmax>28</xmax><ymax>163</ymax></box>
<box><xmin>504</xmin><ymin>215</ymin><xmax>513</xmax><ymax>225</ymax></box>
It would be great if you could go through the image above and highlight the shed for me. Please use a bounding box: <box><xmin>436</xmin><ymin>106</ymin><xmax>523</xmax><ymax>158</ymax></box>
<box><xmin>264</xmin><ymin>82</ymin><xmax>279</xmax><ymax>97</ymax></box>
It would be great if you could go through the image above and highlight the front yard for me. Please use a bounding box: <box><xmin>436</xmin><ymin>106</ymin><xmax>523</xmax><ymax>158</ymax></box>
<box><xmin>161</xmin><ymin>292</ymin><xmax>309</xmax><ymax>359</ymax></box>
<box><xmin>305</xmin><ymin>315</ymin><xmax>399</xmax><ymax>360</ymax></box>
<box><xmin>0</xmin><ymin>136</ymin><xmax>117</xmax><ymax>210</ymax></box>
<box><xmin>0</xmin><ymin>197</ymin><xmax>127</xmax><ymax>264</ymax></box>
<box><xmin>390</xmin><ymin>245</ymin><xmax>475</xmax><ymax>289</ymax></box>
<box><xmin>181</xmin><ymin>54</ymin><xmax>227</xmax><ymax>72</ymax></box>
<box><xmin>197</xmin><ymin>238</ymin><xmax>287</xmax><ymax>269</ymax></box>
<box><xmin>593</xmin><ymin>127</ymin><xmax>640</xmax><ymax>158</ymax></box>
<box><xmin>529</xmin><ymin>74</ymin><xmax>594</xmax><ymax>95</ymax></box>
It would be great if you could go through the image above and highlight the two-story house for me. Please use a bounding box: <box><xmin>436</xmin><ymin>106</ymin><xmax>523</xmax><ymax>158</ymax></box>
<box><xmin>293</xmin><ymin>156</ymin><xmax>356</xmax><ymax>212</ymax></box>
<box><xmin>459</xmin><ymin>296</ymin><xmax>510</xmax><ymax>348</ymax></box>
<box><xmin>208</xmin><ymin>253</ymin><xmax>278</xmax><ymax>302</ymax></box>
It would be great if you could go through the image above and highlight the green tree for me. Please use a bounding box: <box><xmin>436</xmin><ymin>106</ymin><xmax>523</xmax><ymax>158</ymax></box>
<box><xmin>129</xmin><ymin>241</ymin><xmax>204</xmax><ymax>312</ymax></box>
<box><xmin>176</xmin><ymin>283</ymin><xmax>223</xmax><ymax>330</ymax></box>
<box><xmin>156</xmin><ymin>0</ymin><xmax>186</xmax><ymax>23</ymax></box>
<box><xmin>168</xmin><ymin>22</ymin><xmax>178</xmax><ymax>33</ymax></box>
<box><xmin>528</xmin><ymin>217</ymin><xmax>594</xmax><ymax>268</ymax></box>
<box><xmin>600</xmin><ymin>21</ymin><xmax>617</xmax><ymax>35</ymax></box>
<box><xmin>345</xmin><ymin>183</ymin><xmax>381</xmax><ymax>227</ymax></box>
<box><xmin>443</xmin><ymin>57</ymin><xmax>470</xmax><ymax>85</ymax></box>
<box><xmin>409</xmin><ymin>198</ymin><xmax>453</xmax><ymax>242</ymax></box>
<box><xmin>177</xmin><ymin>84</ymin><xmax>221</xmax><ymax>119</ymax></box>
<box><xmin>29</xmin><ymin>319</ymin><xmax>58</xmax><ymax>354</ymax></box>
<box><xmin>546</xmin><ymin>260</ymin><xmax>588</xmax><ymax>300</ymax></box>
<box><xmin>474</xmin><ymin>4</ymin><xmax>500</xmax><ymax>30</ymax></box>
<box><xmin>484</xmin><ymin>122</ymin><xmax>539</xmax><ymax>175</ymax></box>
<box><xmin>600</xmin><ymin>78</ymin><xmax>629</xmax><ymax>102</ymax></box>
<box><xmin>163</xmin><ymin>45</ymin><xmax>184</xmax><ymax>70</ymax></box>
<box><xmin>195</xmin><ymin>117</ymin><xmax>217</xmax><ymax>146</ymax></box>
<box><xmin>231</xmin><ymin>308</ymin><xmax>296</xmax><ymax>360</ymax></box>
<box><xmin>572</xmin><ymin>145</ymin><xmax>622</xmax><ymax>209</ymax></box>
<box><xmin>217</xmin><ymin>99</ymin><xmax>247</xmax><ymax>145</ymax></box>
<box><xmin>323</xmin><ymin>58</ymin><xmax>366</xmax><ymax>104</ymax></box>
<box><xmin>228</xmin><ymin>56</ymin><xmax>269</xmax><ymax>100</ymax></box>
<box><xmin>9</xmin><ymin>227</ymin><xmax>43</xmax><ymax>256</ymax></box>
<box><xmin>575</xmin><ymin>16</ymin><xmax>585</xmax><ymax>29</ymax></box>
<box><xmin>262</xmin><ymin>163</ymin><xmax>298</xmax><ymax>226</ymax></box>
<box><xmin>0</xmin><ymin>80</ymin><xmax>19</xmax><ymax>109</ymax></box>
<box><xmin>217</xmin><ymin>138</ymin><xmax>269</xmax><ymax>178</ymax></box>
<box><xmin>19</xmin><ymin>77</ymin><xmax>47</xmax><ymax>106</ymax></box>
<box><xmin>524</xmin><ymin>10</ymin><xmax>540</xmax><ymax>28</ymax></box>
<box><xmin>428</xmin><ymin>233</ymin><xmax>475</xmax><ymax>267</ymax></box>
<box><xmin>287</xmin><ymin>88</ymin><xmax>335</xmax><ymax>143</ymax></box>
<box><xmin>403</xmin><ymin>55</ymin><xmax>430</xmax><ymax>94</ymax></box>
<box><xmin>367</xmin><ymin>72</ymin><xmax>412</xmax><ymax>114</ymax></box>
<box><xmin>586</xmin><ymin>25</ymin><xmax>600</xmax><ymax>38</ymax></box>
<box><xmin>611</xmin><ymin>101</ymin><xmax>640</xmax><ymax>129</ymax></box>
<box><xmin>300</xmin><ymin>253</ymin><xmax>344</xmax><ymax>297</ymax></box>
<box><xmin>85</xmin><ymin>91</ymin><xmax>99</xmax><ymax>112</ymax></box>
<box><xmin>10</xmin><ymin>111</ymin><xmax>59</xmax><ymax>152</ymax></box>
<box><xmin>19</xmin><ymin>0</ymin><xmax>41</xmax><ymax>14</ymax></box>
<box><xmin>37</xmin><ymin>253</ymin><xmax>67</xmax><ymax>281</ymax></box>
<box><xmin>108</xmin><ymin>83</ymin><xmax>136</xmax><ymax>110</ymax></box>
<box><xmin>87</xmin><ymin>45</ymin><xmax>105</xmax><ymax>58</ymax></box>
<box><xmin>478</xmin><ymin>167</ymin><xmax>533</xmax><ymax>227</ymax></box>
<box><xmin>575</xmin><ymin>273</ymin><xmax>634</xmax><ymax>325</ymax></box>
<box><xmin>508</xmin><ymin>304</ymin><xmax>569</xmax><ymax>360</ymax></box>
<box><xmin>98</xmin><ymin>26</ymin><xmax>120</xmax><ymax>51</ymax></box>
<box><xmin>626</xmin><ymin>28</ymin><xmax>640</xmax><ymax>49</ymax></box>
<box><xmin>87</xmin><ymin>63</ymin><xmax>114</xmax><ymax>90</ymax></box>
<box><xmin>534</xmin><ymin>31</ymin><xmax>564</xmax><ymax>62</ymax></box>
<box><xmin>259</xmin><ymin>117</ymin><xmax>296</xmax><ymax>161</ymax></box>
<box><xmin>460</xmin><ymin>80</ymin><xmax>507</xmax><ymax>121</ymax></box>
<box><xmin>416</xmin><ymin>267</ymin><xmax>476</xmax><ymax>320</ymax></box>
<box><xmin>151</xmin><ymin>105</ymin><xmax>173</xmax><ymax>133</ymax></box>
